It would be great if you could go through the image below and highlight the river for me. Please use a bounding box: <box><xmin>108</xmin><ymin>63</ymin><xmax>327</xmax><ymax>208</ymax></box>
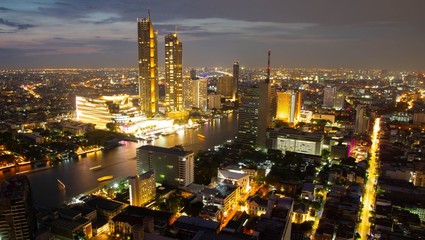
<box><xmin>0</xmin><ymin>113</ymin><xmax>238</xmax><ymax>208</ymax></box>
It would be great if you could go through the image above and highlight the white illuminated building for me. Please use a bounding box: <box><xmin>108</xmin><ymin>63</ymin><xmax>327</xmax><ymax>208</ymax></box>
<box><xmin>76</xmin><ymin>95</ymin><xmax>173</xmax><ymax>135</ymax></box>
<box><xmin>268</xmin><ymin>128</ymin><xmax>324</xmax><ymax>156</ymax></box>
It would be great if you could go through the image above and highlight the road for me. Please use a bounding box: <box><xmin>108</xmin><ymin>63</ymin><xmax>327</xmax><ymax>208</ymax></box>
<box><xmin>357</xmin><ymin>118</ymin><xmax>381</xmax><ymax>239</ymax></box>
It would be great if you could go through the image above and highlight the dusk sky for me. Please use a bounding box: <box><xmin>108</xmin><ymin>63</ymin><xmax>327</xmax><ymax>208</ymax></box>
<box><xmin>1</xmin><ymin>0</ymin><xmax>425</xmax><ymax>70</ymax></box>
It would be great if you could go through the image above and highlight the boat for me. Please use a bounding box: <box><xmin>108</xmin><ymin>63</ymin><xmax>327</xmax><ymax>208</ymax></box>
<box><xmin>161</xmin><ymin>129</ymin><xmax>176</xmax><ymax>136</ymax></box>
<box><xmin>57</xmin><ymin>179</ymin><xmax>66</xmax><ymax>190</ymax></box>
<box><xmin>89</xmin><ymin>165</ymin><xmax>102</xmax><ymax>171</ymax></box>
<box><xmin>97</xmin><ymin>175</ymin><xmax>113</xmax><ymax>182</ymax></box>
<box><xmin>197</xmin><ymin>134</ymin><xmax>206</xmax><ymax>139</ymax></box>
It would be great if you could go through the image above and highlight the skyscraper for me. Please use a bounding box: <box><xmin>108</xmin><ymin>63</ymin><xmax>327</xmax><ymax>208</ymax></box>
<box><xmin>0</xmin><ymin>175</ymin><xmax>37</xmax><ymax>240</ymax></box>
<box><xmin>138</xmin><ymin>11</ymin><xmax>158</xmax><ymax>114</ymax></box>
<box><xmin>233</xmin><ymin>61</ymin><xmax>239</xmax><ymax>101</ymax></box>
<box><xmin>165</xmin><ymin>33</ymin><xmax>183</xmax><ymax>112</ymax></box>
<box><xmin>236</xmin><ymin>51</ymin><xmax>273</xmax><ymax>149</ymax></box>
<box><xmin>276</xmin><ymin>91</ymin><xmax>302</xmax><ymax>123</ymax></box>
<box><xmin>235</xmin><ymin>86</ymin><xmax>260</xmax><ymax>146</ymax></box>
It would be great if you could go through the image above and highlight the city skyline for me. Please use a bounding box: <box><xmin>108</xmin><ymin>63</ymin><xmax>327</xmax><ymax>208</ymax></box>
<box><xmin>1</xmin><ymin>0</ymin><xmax>425</xmax><ymax>71</ymax></box>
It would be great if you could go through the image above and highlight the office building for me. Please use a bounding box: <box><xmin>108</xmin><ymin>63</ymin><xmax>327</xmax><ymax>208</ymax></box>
<box><xmin>138</xmin><ymin>12</ymin><xmax>158</xmax><ymax>114</ymax></box>
<box><xmin>323</xmin><ymin>86</ymin><xmax>344</xmax><ymax>110</ymax></box>
<box><xmin>276</xmin><ymin>90</ymin><xmax>301</xmax><ymax>123</ymax></box>
<box><xmin>235</xmin><ymin>86</ymin><xmax>260</xmax><ymax>146</ymax></box>
<box><xmin>355</xmin><ymin>105</ymin><xmax>370</xmax><ymax>134</ymax></box>
<box><xmin>233</xmin><ymin>61</ymin><xmax>239</xmax><ymax>100</ymax></box>
<box><xmin>129</xmin><ymin>170</ymin><xmax>156</xmax><ymax>207</ymax></box>
<box><xmin>165</xmin><ymin>33</ymin><xmax>183</xmax><ymax>112</ymax></box>
<box><xmin>183</xmin><ymin>78</ymin><xmax>208</xmax><ymax>111</ymax></box>
<box><xmin>137</xmin><ymin>145</ymin><xmax>194</xmax><ymax>187</ymax></box>
<box><xmin>0</xmin><ymin>175</ymin><xmax>37</xmax><ymax>240</ymax></box>
<box><xmin>217</xmin><ymin>76</ymin><xmax>234</xmax><ymax>99</ymax></box>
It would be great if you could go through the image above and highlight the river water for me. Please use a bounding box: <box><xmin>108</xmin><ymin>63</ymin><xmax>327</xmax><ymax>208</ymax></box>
<box><xmin>0</xmin><ymin>113</ymin><xmax>238</xmax><ymax>208</ymax></box>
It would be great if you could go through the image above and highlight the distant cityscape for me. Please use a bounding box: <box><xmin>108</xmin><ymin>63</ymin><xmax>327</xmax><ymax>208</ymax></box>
<box><xmin>1</xmin><ymin>10</ymin><xmax>425</xmax><ymax>240</ymax></box>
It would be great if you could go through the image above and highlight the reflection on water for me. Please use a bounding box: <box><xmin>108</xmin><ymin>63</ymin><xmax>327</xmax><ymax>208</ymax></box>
<box><xmin>0</xmin><ymin>113</ymin><xmax>237</xmax><ymax>208</ymax></box>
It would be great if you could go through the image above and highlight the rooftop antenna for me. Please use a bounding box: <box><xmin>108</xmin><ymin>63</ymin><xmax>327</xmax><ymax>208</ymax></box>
<box><xmin>266</xmin><ymin>50</ymin><xmax>271</xmax><ymax>84</ymax></box>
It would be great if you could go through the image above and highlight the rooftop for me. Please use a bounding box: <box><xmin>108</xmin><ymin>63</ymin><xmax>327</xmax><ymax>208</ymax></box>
<box><xmin>138</xmin><ymin>145</ymin><xmax>193</xmax><ymax>157</ymax></box>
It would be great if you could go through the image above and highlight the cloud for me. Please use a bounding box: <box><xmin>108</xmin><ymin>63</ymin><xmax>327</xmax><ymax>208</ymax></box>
<box><xmin>0</xmin><ymin>7</ymin><xmax>12</xmax><ymax>11</ymax></box>
<box><xmin>0</xmin><ymin>18</ymin><xmax>36</xmax><ymax>33</ymax></box>
<box><xmin>156</xmin><ymin>18</ymin><xmax>317</xmax><ymax>43</ymax></box>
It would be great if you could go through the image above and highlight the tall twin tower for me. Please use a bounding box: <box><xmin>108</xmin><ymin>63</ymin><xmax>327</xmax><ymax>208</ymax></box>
<box><xmin>137</xmin><ymin>11</ymin><xmax>183</xmax><ymax>114</ymax></box>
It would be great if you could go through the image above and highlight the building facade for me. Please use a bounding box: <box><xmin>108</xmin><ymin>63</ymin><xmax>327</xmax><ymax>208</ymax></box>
<box><xmin>0</xmin><ymin>175</ymin><xmax>37</xmax><ymax>240</ymax></box>
<box><xmin>183</xmin><ymin>78</ymin><xmax>208</xmax><ymax>111</ymax></box>
<box><xmin>165</xmin><ymin>33</ymin><xmax>183</xmax><ymax>112</ymax></box>
<box><xmin>233</xmin><ymin>61</ymin><xmax>239</xmax><ymax>101</ymax></box>
<box><xmin>267</xmin><ymin>128</ymin><xmax>324</xmax><ymax>156</ymax></box>
<box><xmin>129</xmin><ymin>170</ymin><xmax>156</xmax><ymax>207</ymax></box>
<box><xmin>138</xmin><ymin>12</ymin><xmax>158</xmax><ymax>114</ymax></box>
<box><xmin>137</xmin><ymin>145</ymin><xmax>194</xmax><ymax>187</ymax></box>
<box><xmin>276</xmin><ymin>90</ymin><xmax>301</xmax><ymax>123</ymax></box>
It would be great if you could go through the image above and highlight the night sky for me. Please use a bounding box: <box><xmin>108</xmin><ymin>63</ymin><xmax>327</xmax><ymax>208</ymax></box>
<box><xmin>1</xmin><ymin>0</ymin><xmax>424</xmax><ymax>70</ymax></box>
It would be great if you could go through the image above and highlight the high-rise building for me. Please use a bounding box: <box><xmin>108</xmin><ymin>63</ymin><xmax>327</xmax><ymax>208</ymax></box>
<box><xmin>183</xmin><ymin>78</ymin><xmax>208</xmax><ymax>111</ymax></box>
<box><xmin>355</xmin><ymin>105</ymin><xmax>370</xmax><ymax>134</ymax></box>
<box><xmin>236</xmin><ymin>52</ymin><xmax>273</xmax><ymax>148</ymax></box>
<box><xmin>323</xmin><ymin>86</ymin><xmax>336</xmax><ymax>109</ymax></box>
<box><xmin>257</xmin><ymin>82</ymin><xmax>272</xmax><ymax>148</ymax></box>
<box><xmin>217</xmin><ymin>76</ymin><xmax>233</xmax><ymax>99</ymax></box>
<box><xmin>0</xmin><ymin>175</ymin><xmax>37</xmax><ymax>240</ymax></box>
<box><xmin>233</xmin><ymin>62</ymin><xmax>239</xmax><ymax>101</ymax></box>
<box><xmin>165</xmin><ymin>33</ymin><xmax>183</xmax><ymax>112</ymax></box>
<box><xmin>137</xmin><ymin>145</ymin><xmax>194</xmax><ymax>187</ymax></box>
<box><xmin>323</xmin><ymin>86</ymin><xmax>344</xmax><ymax>110</ymax></box>
<box><xmin>235</xmin><ymin>86</ymin><xmax>260</xmax><ymax>146</ymax></box>
<box><xmin>128</xmin><ymin>170</ymin><xmax>156</xmax><ymax>207</ymax></box>
<box><xmin>207</xmin><ymin>93</ymin><xmax>222</xmax><ymax>110</ymax></box>
<box><xmin>138</xmin><ymin>11</ymin><xmax>158</xmax><ymax>114</ymax></box>
<box><xmin>190</xmin><ymin>69</ymin><xmax>197</xmax><ymax>80</ymax></box>
<box><xmin>276</xmin><ymin>90</ymin><xmax>302</xmax><ymax>123</ymax></box>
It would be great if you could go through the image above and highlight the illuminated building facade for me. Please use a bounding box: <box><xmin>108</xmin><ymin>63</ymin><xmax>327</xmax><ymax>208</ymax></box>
<box><xmin>76</xmin><ymin>95</ymin><xmax>141</xmax><ymax>130</ymax></box>
<box><xmin>276</xmin><ymin>90</ymin><xmax>301</xmax><ymax>123</ymax></box>
<box><xmin>165</xmin><ymin>33</ymin><xmax>183</xmax><ymax>112</ymax></box>
<box><xmin>128</xmin><ymin>170</ymin><xmax>156</xmax><ymax>207</ymax></box>
<box><xmin>183</xmin><ymin>78</ymin><xmax>208</xmax><ymax>111</ymax></box>
<box><xmin>217</xmin><ymin>76</ymin><xmax>233</xmax><ymax>99</ymax></box>
<box><xmin>76</xmin><ymin>95</ymin><xmax>173</xmax><ymax>134</ymax></box>
<box><xmin>0</xmin><ymin>175</ymin><xmax>37</xmax><ymax>240</ymax></box>
<box><xmin>138</xmin><ymin>12</ymin><xmax>158</xmax><ymax>114</ymax></box>
<box><xmin>233</xmin><ymin>61</ymin><xmax>239</xmax><ymax>100</ymax></box>
<box><xmin>137</xmin><ymin>145</ymin><xmax>194</xmax><ymax>187</ymax></box>
<box><xmin>207</xmin><ymin>93</ymin><xmax>222</xmax><ymax>110</ymax></box>
<box><xmin>267</xmin><ymin>128</ymin><xmax>324</xmax><ymax>156</ymax></box>
<box><xmin>235</xmin><ymin>86</ymin><xmax>259</xmax><ymax>146</ymax></box>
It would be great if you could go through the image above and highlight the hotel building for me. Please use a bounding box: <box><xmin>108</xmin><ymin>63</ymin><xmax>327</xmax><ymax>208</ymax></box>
<box><xmin>137</xmin><ymin>145</ymin><xmax>194</xmax><ymax>187</ymax></box>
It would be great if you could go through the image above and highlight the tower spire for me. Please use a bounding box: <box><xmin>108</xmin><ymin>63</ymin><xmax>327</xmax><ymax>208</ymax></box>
<box><xmin>148</xmin><ymin>9</ymin><xmax>151</xmax><ymax>20</ymax></box>
<box><xmin>266</xmin><ymin>50</ymin><xmax>271</xmax><ymax>84</ymax></box>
